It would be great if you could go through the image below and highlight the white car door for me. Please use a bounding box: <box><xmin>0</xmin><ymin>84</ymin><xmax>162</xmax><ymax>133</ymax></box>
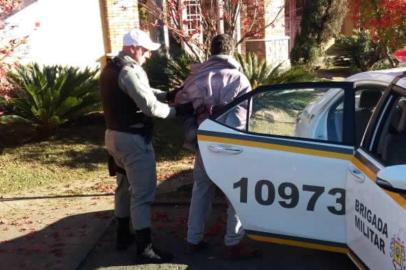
<box><xmin>198</xmin><ymin>82</ymin><xmax>355</xmax><ymax>253</ymax></box>
<box><xmin>346</xmin><ymin>85</ymin><xmax>406</xmax><ymax>270</ymax></box>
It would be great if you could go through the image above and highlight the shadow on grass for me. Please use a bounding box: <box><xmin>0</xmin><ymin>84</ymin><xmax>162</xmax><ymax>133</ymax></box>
<box><xmin>11</xmin><ymin>143</ymin><xmax>107</xmax><ymax>171</ymax></box>
<box><xmin>1</xmin><ymin>113</ymin><xmax>191</xmax><ymax>172</ymax></box>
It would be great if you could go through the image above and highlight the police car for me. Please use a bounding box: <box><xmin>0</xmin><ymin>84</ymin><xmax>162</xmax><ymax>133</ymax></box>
<box><xmin>295</xmin><ymin>69</ymin><xmax>405</xmax><ymax>146</ymax></box>
<box><xmin>197</xmin><ymin>67</ymin><xmax>406</xmax><ymax>270</ymax></box>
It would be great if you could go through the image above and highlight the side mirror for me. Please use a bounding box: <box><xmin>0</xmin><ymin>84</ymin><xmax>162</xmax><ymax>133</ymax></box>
<box><xmin>376</xmin><ymin>165</ymin><xmax>406</xmax><ymax>194</ymax></box>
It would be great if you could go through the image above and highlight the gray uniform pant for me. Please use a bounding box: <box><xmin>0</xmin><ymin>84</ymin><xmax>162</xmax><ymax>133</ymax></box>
<box><xmin>105</xmin><ymin>129</ymin><xmax>156</xmax><ymax>230</ymax></box>
<box><xmin>187</xmin><ymin>153</ymin><xmax>245</xmax><ymax>246</ymax></box>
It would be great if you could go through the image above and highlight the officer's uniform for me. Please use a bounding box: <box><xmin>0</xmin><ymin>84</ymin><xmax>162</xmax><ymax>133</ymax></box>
<box><xmin>101</xmin><ymin>53</ymin><xmax>176</xmax><ymax>232</ymax></box>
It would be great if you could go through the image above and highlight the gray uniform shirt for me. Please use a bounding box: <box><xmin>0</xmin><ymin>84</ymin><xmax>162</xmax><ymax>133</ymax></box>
<box><xmin>117</xmin><ymin>52</ymin><xmax>176</xmax><ymax>119</ymax></box>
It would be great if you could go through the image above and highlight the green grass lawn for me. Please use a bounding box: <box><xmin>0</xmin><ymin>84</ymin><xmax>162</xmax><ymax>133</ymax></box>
<box><xmin>0</xmin><ymin>117</ymin><xmax>194</xmax><ymax>194</ymax></box>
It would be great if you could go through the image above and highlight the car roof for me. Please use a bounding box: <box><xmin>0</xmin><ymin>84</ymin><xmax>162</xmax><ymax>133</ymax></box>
<box><xmin>346</xmin><ymin>67</ymin><xmax>406</xmax><ymax>89</ymax></box>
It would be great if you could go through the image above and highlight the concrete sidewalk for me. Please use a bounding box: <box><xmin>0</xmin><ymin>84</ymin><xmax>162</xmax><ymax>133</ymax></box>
<box><xmin>0</xmin><ymin>174</ymin><xmax>194</xmax><ymax>270</ymax></box>
<box><xmin>0</xmin><ymin>192</ymin><xmax>114</xmax><ymax>270</ymax></box>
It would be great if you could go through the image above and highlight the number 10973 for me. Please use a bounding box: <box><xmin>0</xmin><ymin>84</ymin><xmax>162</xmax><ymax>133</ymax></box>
<box><xmin>233</xmin><ymin>177</ymin><xmax>345</xmax><ymax>215</ymax></box>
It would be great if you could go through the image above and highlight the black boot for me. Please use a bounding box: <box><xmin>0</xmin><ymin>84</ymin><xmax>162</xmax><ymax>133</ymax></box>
<box><xmin>116</xmin><ymin>217</ymin><xmax>135</xmax><ymax>251</ymax></box>
<box><xmin>135</xmin><ymin>228</ymin><xmax>173</xmax><ymax>263</ymax></box>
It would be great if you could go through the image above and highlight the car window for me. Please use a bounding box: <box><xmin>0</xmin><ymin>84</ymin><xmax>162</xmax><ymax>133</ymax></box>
<box><xmin>218</xmin><ymin>87</ymin><xmax>346</xmax><ymax>143</ymax></box>
<box><xmin>328</xmin><ymin>88</ymin><xmax>384</xmax><ymax>146</ymax></box>
<box><xmin>354</xmin><ymin>88</ymin><xmax>383</xmax><ymax>145</ymax></box>
<box><xmin>249</xmin><ymin>88</ymin><xmax>326</xmax><ymax>137</ymax></box>
<box><xmin>216</xmin><ymin>99</ymin><xmax>250</xmax><ymax>131</ymax></box>
<box><xmin>327</xmin><ymin>99</ymin><xmax>344</xmax><ymax>143</ymax></box>
<box><xmin>368</xmin><ymin>95</ymin><xmax>406</xmax><ymax>166</ymax></box>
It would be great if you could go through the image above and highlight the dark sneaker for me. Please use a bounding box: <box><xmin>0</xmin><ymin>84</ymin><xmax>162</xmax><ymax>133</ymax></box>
<box><xmin>186</xmin><ymin>241</ymin><xmax>209</xmax><ymax>254</ymax></box>
<box><xmin>223</xmin><ymin>244</ymin><xmax>261</xmax><ymax>260</ymax></box>
<box><xmin>137</xmin><ymin>243</ymin><xmax>173</xmax><ymax>264</ymax></box>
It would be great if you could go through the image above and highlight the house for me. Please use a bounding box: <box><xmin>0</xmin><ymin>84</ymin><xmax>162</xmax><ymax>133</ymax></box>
<box><xmin>169</xmin><ymin>0</ymin><xmax>354</xmax><ymax>66</ymax></box>
<box><xmin>1</xmin><ymin>0</ymin><xmax>352</xmax><ymax>68</ymax></box>
<box><xmin>155</xmin><ymin>0</ymin><xmax>316</xmax><ymax>66</ymax></box>
<box><xmin>1</xmin><ymin>0</ymin><xmax>140</xmax><ymax>68</ymax></box>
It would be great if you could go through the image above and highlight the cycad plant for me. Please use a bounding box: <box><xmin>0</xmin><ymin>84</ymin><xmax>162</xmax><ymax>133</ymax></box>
<box><xmin>0</xmin><ymin>64</ymin><xmax>100</xmax><ymax>137</ymax></box>
<box><xmin>267</xmin><ymin>65</ymin><xmax>319</xmax><ymax>84</ymax></box>
<box><xmin>236</xmin><ymin>52</ymin><xmax>320</xmax><ymax>116</ymax></box>
<box><xmin>235</xmin><ymin>52</ymin><xmax>319</xmax><ymax>88</ymax></box>
<box><xmin>235</xmin><ymin>52</ymin><xmax>281</xmax><ymax>89</ymax></box>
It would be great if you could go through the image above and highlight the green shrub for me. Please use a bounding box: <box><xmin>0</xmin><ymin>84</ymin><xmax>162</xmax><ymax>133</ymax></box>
<box><xmin>235</xmin><ymin>52</ymin><xmax>319</xmax><ymax>88</ymax></box>
<box><xmin>253</xmin><ymin>89</ymin><xmax>319</xmax><ymax>117</ymax></box>
<box><xmin>267</xmin><ymin>66</ymin><xmax>319</xmax><ymax>84</ymax></box>
<box><xmin>144</xmin><ymin>51</ymin><xmax>170</xmax><ymax>90</ymax></box>
<box><xmin>165</xmin><ymin>53</ymin><xmax>197</xmax><ymax>89</ymax></box>
<box><xmin>0</xmin><ymin>64</ymin><xmax>100</xmax><ymax>137</ymax></box>
<box><xmin>335</xmin><ymin>30</ymin><xmax>384</xmax><ymax>71</ymax></box>
<box><xmin>235</xmin><ymin>52</ymin><xmax>281</xmax><ymax>89</ymax></box>
<box><xmin>290</xmin><ymin>0</ymin><xmax>348</xmax><ymax>65</ymax></box>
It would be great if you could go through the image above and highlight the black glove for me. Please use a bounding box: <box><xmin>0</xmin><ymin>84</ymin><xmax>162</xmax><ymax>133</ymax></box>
<box><xmin>175</xmin><ymin>102</ymin><xmax>194</xmax><ymax>116</ymax></box>
<box><xmin>166</xmin><ymin>87</ymin><xmax>182</xmax><ymax>102</ymax></box>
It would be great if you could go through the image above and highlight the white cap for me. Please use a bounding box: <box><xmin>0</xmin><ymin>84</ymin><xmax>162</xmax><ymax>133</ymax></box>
<box><xmin>123</xmin><ymin>29</ymin><xmax>161</xmax><ymax>51</ymax></box>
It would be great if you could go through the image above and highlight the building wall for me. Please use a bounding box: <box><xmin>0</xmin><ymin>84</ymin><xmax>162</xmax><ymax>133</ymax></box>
<box><xmin>101</xmin><ymin>0</ymin><xmax>140</xmax><ymax>55</ymax></box>
<box><xmin>240</xmin><ymin>0</ymin><xmax>289</xmax><ymax>66</ymax></box>
<box><xmin>3</xmin><ymin>0</ymin><xmax>106</xmax><ymax>68</ymax></box>
<box><xmin>264</xmin><ymin>0</ymin><xmax>289</xmax><ymax>66</ymax></box>
<box><xmin>240</xmin><ymin>0</ymin><xmax>265</xmax><ymax>58</ymax></box>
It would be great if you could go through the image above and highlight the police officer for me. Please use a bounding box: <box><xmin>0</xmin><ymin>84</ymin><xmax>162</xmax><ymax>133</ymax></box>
<box><xmin>100</xmin><ymin>28</ymin><xmax>192</xmax><ymax>263</ymax></box>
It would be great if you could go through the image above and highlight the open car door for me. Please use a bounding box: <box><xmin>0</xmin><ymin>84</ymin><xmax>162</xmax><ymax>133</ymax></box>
<box><xmin>198</xmin><ymin>82</ymin><xmax>355</xmax><ymax>253</ymax></box>
<box><xmin>346</xmin><ymin>79</ymin><xmax>406</xmax><ymax>270</ymax></box>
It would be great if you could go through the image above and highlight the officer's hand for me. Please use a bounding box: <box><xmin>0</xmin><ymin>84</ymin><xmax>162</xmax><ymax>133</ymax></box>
<box><xmin>175</xmin><ymin>102</ymin><xmax>194</xmax><ymax>117</ymax></box>
<box><xmin>166</xmin><ymin>87</ymin><xmax>182</xmax><ymax>102</ymax></box>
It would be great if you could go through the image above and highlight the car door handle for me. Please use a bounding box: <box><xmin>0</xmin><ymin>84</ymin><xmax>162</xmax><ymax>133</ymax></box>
<box><xmin>348</xmin><ymin>166</ymin><xmax>365</xmax><ymax>183</ymax></box>
<box><xmin>208</xmin><ymin>144</ymin><xmax>243</xmax><ymax>155</ymax></box>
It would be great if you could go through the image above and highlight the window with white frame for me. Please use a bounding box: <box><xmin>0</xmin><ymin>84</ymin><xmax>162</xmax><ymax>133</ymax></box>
<box><xmin>184</xmin><ymin>0</ymin><xmax>201</xmax><ymax>35</ymax></box>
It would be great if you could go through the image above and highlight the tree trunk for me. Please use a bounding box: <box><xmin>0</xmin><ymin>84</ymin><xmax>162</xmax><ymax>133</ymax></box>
<box><xmin>291</xmin><ymin>0</ymin><xmax>348</xmax><ymax>65</ymax></box>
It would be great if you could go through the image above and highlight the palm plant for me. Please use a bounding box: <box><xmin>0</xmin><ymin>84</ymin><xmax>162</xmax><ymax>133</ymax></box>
<box><xmin>253</xmin><ymin>89</ymin><xmax>320</xmax><ymax>117</ymax></box>
<box><xmin>267</xmin><ymin>66</ymin><xmax>319</xmax><ymax>84</ymax></box>
<box><xmin>0</xmin><ymin>64</ymin><xmax>100</xmax><ymax>137</ymax></box>
<box><xmin>236</xmin><ymin>52</ymin><xmax>320</xmax><ymax>116</ymax></box>
<box><xmin>235</xmin><ymin>52</ymin><xmax>319</xmax><ymax>88</ymax></box>
<box><xmin>235</xmin><ymin>52</ymin><xmax>281</xmax><ymax>89</ymax></box>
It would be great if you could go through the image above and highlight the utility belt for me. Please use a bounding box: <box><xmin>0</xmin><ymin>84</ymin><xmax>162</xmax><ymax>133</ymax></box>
<box><xmin>108</xmin><ymin>122</ymin><xmax>153</xmax><ymax>144</ymax></box>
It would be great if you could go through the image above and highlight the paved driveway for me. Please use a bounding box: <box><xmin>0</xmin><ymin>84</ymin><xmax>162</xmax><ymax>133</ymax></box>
<box><xmin>79</xmin><ymin>189</ymin><xmax>357</xmax><ymax>270</ymax></box>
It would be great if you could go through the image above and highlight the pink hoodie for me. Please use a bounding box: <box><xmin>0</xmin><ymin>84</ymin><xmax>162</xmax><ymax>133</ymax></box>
<box><xmin>174</xmin><ymin>55</ymin><xmax>252</xmax><ymax>150</ymax></box>
<box><xmin>175</xmin><ymin>55</ymin><xmax>251</xmax><ymax>122</ymax></box>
